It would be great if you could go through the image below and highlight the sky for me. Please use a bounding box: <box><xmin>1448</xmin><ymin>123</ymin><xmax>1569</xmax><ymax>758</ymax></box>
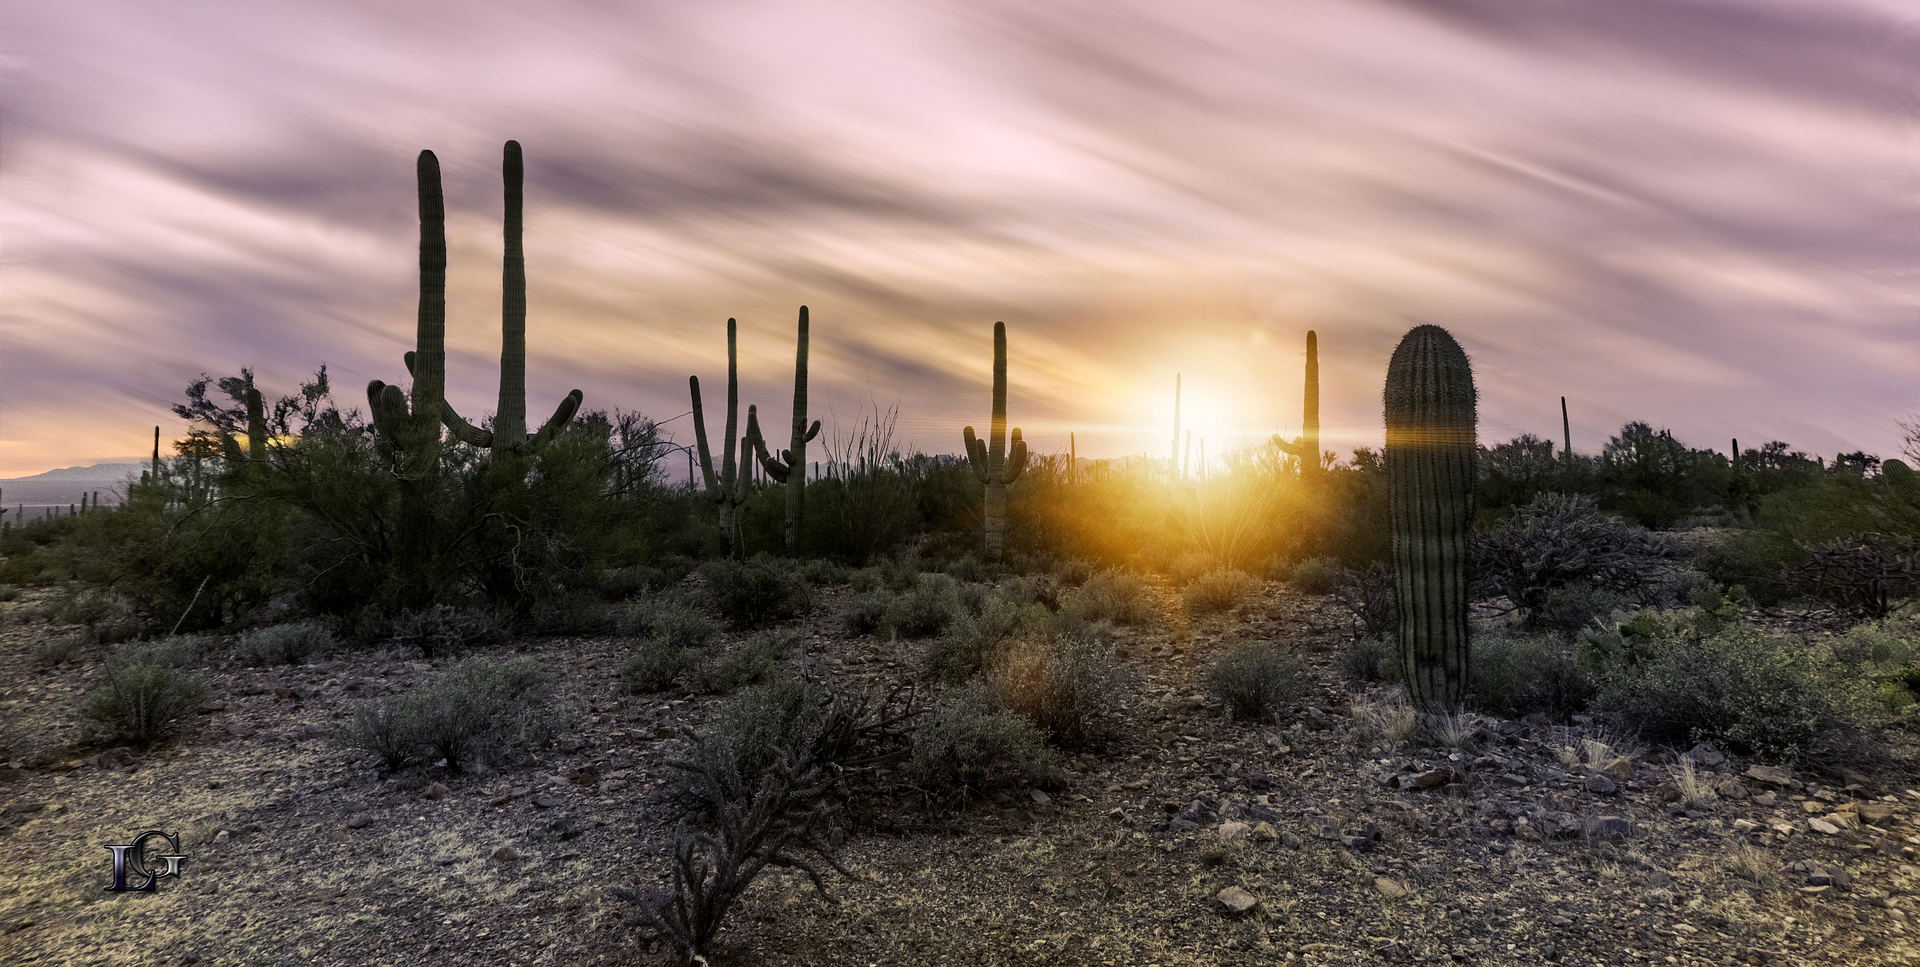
<box><xmin>2</xmin><ymin>0</ymin><xmax>1917</xmax><ymax>480</ymax></box>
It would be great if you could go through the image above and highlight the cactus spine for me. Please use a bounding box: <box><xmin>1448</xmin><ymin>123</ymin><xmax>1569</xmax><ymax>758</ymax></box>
<box><xmin>395</xmin><ymin>142</ymin><xmax>582</xmax><ymax>454</ymax></box>
<box><xmin>1274</xmin><ymin>330</ymin><xmax>1321</xmax><ymax>476</ymax></box>
<box><xmin>691</xmin><ymin>318</ymin><xmax>752</xmax><ymax>557</ymax></box>
<box><xmin>1384</xmin><ymin>325</ymin><xmax>1477</xmax><ymax>715</ymax></box>
<box><xmin>746</xmin><ymin>306</ymin><xmax>822</xmax><ymax>554</ymax></box>
<box><xmin>963</xmin><ymin>321</ymin><xmax>1029</xmax><ymax>561</ymax></box>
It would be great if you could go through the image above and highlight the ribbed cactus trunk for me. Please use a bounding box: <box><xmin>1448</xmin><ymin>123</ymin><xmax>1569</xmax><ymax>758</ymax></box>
<box><xmin>1384</xmin><ymin>325</ymin><xmax>1477</xmax><ymax>715</ymax></box>
<box><xmin>245</xmin><ymin>386</ymin><xmax>267</xmax><ymax>462</ymax></box>
<box><xmin>1275</xmin><ymin>330</ymin><xmax>1321</xmax><ymax>476</ymax></box>
<box><xmin>746</xmin><ymin>307</ymin><xmax>822</xmax><ymax>555</ymax></box>
<box><xmin>691</xmin><ymin>318</ymin><xmax>751</xmax><ymax>557</ymax></box>
<box><xmin>964</xmin><ymin>321</ymin><xmax>1028</xmax><ymax>561</ymax></box>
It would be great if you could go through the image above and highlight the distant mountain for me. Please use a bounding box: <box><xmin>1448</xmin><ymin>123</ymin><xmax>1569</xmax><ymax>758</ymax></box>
<box><xmin>3</xmin><ymin>463</ymin><xmax>144</xmax><ymax>483</ymax></box>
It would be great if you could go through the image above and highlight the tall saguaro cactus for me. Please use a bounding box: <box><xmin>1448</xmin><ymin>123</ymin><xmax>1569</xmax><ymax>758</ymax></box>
<box><xmin>747</xmin><ymin>306</ymin><xmax>822</xmax><ymax>554</ymax></box>
<box><xmin>691</xmin><ymin>318</ymin><xmax>753</xmax><ymax>557</ymax></box>
<box><xmin>396</xmin><ymin>141</ymin><xmax>583</xmax><ymax>454</ymax></box>
<box><xmin>368</xmin><ymin>149</ymin><xmax>450</xmax><ymax>477</ymax></box>
<box><xmin>1384</xmin><ymin>325</ymin><xmax>1478</xmax><ymax>715</ymax></box>
<box><xmin>963</xmin><ymin>321</ymin><xmax>1029</xmax><ymax>561</ymax></box>
<box><xmin>1274</xmin><ymin>330</ymin><xmax>1321</xmax><ymax>476</ymax></box>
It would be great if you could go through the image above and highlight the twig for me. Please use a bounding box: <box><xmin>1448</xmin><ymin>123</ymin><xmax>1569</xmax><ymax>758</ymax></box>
<box><xmin>170</xmin><ymin>575</ymin><xmax>210</xmax><ymax>636</ymax></box>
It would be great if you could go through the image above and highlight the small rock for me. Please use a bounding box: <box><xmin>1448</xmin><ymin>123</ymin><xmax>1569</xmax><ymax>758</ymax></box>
<box><xmin>1584</xmin><ymin>816</ymin><xmax>1632</xmax><ymax>841</ymax></box>
<box><xmin>1030</xmin><ymin>789</ymin><xmax>1053</xmax><ymax>807</ymax></box>
<box><xmin>1218</xmin><ymin>821</ymin><xmax>1251</xmax><ymax>844</ymax></box>
<box><xmin>345</xmin><ymin>813</ymin><xmax>373</xmax><ymax>830</ymax></box>
<box><xmin>1808</xmin><ymin>818</ymin><xmax>1841</xmax><ymax>836</ymax></box>
<box><xmin>1746</xmin><ymin>765</ymin><xmax>1795</xmax><ymax>788</ymax></box>
<box><xmin>1374</xmin><ymin>940</ymin><xmax>1410</xmax><ymax>962</ymax></box>
<box><xmin>1859</xmin><ymin>804</ymin><xmax>1897</xmax><ymax>825</ymax></box>
<box><xmin>532</xmin><ymin>794</ymin><xmax>560</xmax><ymax>809</ymax></box>
<box><xmin>1685</xmin><ymin>742</ymin><xmax>1726</xmax><ymax>767</ymax></box>
<box><xmin>1585</xmin><ymin>775</ymin><xmax>1618</xmax><ymax>795</ymax></box>
<box><xmin>1279</xmin><ymin>830</ymin><xmax>1302</xmax><ymax>849</ymax></box>
<box><xmin>432</xmin><ymin>854</ymin><xmax>459</xmax><ymax>867</ymax></box>
<box><xmin>423</xmin><ymin>783</ymin><xmax>450</xmax><ymax>800</ymax></box>
<box><xmin>212</xmin><ymin>830</ymin><xmax>229</xmax><ymax>845</ymax></box>
<box><xmin>489</xmin><ymin>790</ymin><xmax>514</xmax><ymax>808</ymax></box>
<box><xmin>1216</xmin><ymin>886</ymin><xmax>1259</xmax><ymax>914</ymax></box>
<box><xmin>1802</xmin><ymin>801</ymin><xmax>1827</xmax><ymax>815</ymax></box>
<box><xmin>492</xmin><ymin>846</ymin><xmax>520</xmax><ymax>862</ymax></box>
<box><xmin>1373</xmin><ymin>877</ymin><xmax>1407</xmax><ymax>899</ymax></box>
<box><xmin>1251</xmin><ymin>822</ymin><xmax>1278</xmax><ymax>843</ymax></box>
<box><xmin>1405</xmin><ymin>768</ymin><xmax>1456</xmax><ymax>791</ymax></box>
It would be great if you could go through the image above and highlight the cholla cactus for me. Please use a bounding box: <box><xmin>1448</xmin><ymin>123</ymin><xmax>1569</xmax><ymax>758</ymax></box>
<box><xmin>691</xmin><ymin>318</ymin><xmax>753</xmax><ymax>557</ymax></box>
<box><xmin>1384</xmin><ymin>324</ymin><xmax>1477</xmax><ymax>714</ymax></box>
<box><xmin>746</xmin><ymin>306</ymin><xmax>822</xmax><ymax>554</ymax></box>
<box><xmin>963</xmin><ymin>321</ymin><xmax>1028</xmax><ymax>561</ymax></box>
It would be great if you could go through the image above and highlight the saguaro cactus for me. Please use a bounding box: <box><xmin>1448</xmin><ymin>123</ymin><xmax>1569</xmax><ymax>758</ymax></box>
<box><xmin>396</xmin><ymin>142</ymin><xmax>582</xmax><ymax>454</ymax></box>
<box><xmin>691</xmin><ymin>318</ymin><xmax>753</xmax><ymax>557</ymax></box>
<box><xmin>1274</xmin><ymin>330</ymin><xmax>1321</xmax><ymax>476</ymax></box>
<box><xmin>1561</xmin><ymin>396</ymin><xmax>1572</xmax><ymax>465</ymax></box>
<box><xmin>368</xmin><ymin>149</ymin><xmax>450</xmax><ymax>476</ymax></box>
<box><xmin>1384</xmin><ymin>325</ymin><xmax>1477</xmax><ymax>715</ymax></box>
<box><xmin>746</xmin><ymin>306</ymin><xmax>822</xmax><ymax>554</ymax></box>
<box><xmin>963</xmin><ymin>321</ymin><xmax>1029</xmax><ymax>561</ymax></box>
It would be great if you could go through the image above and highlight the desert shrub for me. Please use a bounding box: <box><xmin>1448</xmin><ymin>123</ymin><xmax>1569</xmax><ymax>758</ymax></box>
<box><xmin>840</xmin><ymin>591</ymin><xmax>891</xmax><ymax>636</ymax></box>
<box><xmin>1474</xmin><ymin>493</ymin><xmax>1670</xmax><ymax>628</ymax></box>
<box><xmin>1533</xmin><ymin>581</ymin><xmax>1632</xmax><ymax>635</ymax></box>
<box><xmin>701</xmin><ymin>556</ymin><xmax>812</xmax><ymax>628</ymax></box>
<box><xmin>1167</xmin><ymin>551</ymin><xmax>1219</xmax><ymax>586</ymax></box>
<box><xmin>1185</xmin><ymin>568</ymin><xmax>1259</xmax><ymax>615</ymax></box>
<box><xmin>928</xmin><ymin>594</ymin><xmax>1044</xmax><ymax>683</ymax></box>
<box><xmin>847</xmin><ymin>566</ymin><xmax>886</xmax><ymax>594</ymax></box>
<box><xmin>350</xmin><ymin>655</ymin><xmax>562</xmax><ymax>775</ymax></box>
<box><xmin>620</xmin><ymin>639</ymin><xmax>696</xmax><ymax>693</ymax></box>
<box><xmin>0</xmin><ymin>584</ymin><xmax>21</xmax><ymax>603</ymax></box>
<box><xmin>1784</xmin><ymin>535</ymin><xmax>1917</xmax><ymax>620</ymax></box>
<box><xmin>1694</xmin><ymin>529</ymin><xmax>1803</xmax><ymax>607</ymax></box>
<box><xmin>1066</xmin><ymin>568</ymin><xmax>1155</xmax><ymax>625</ymax></box>
<box><xmin>1203</xmin><ymin>641</ymin><xmax>1309</xmax><ymax>722</ymax></box>
<box><xmin>797</xmin><ymin>558</ymin><xmax>850</xmax><ymax>587</ymax></box>
<box><xmin>1469</xmin><ymin>634</ymin><xmax>1594</xmax><ymax>720</ymax></box>
<box><xmin>236</xmin><ymin>620</ymin><xmax>335</xmax><ymax>666</ymax></box>
<box><xmin>1287</xmin><ymin>556</ymin><xmax>1342</xmax><ymax>596</ymax></box>
<box><xmin>622</xmin><ymin>596</ymin><xmax>721</xmax><ymax>651</ymax></box>
<box><xmin>694</xmin><ymin>630</ymin><xmax>800</xmax><ymax>695</ymax></box>
<box><xmin>942</xmin><ymin>554</ymin><xmax>991</xmax><ymax>584</ymax></box>
<box><xmin>30</xmin><ymin>630</ymin><xmax>95</xmax><ymax>668</ymax></box>
<box><xmin>1592</xmin><ymin>622</ymin><xmax>1883</xmax><ymax>761</ymax></box>
<box><xmin>1338</xmin><ymin>635</ymin><xmax>1401</xmax><ymax>684</ymax></box>
<box><xmin>884</xmin><ymin>574</ymin><xmax>962</xmax><ymax>639</ymax></box>
<box><xmin>984</xmin><ymin>633</ymin><xmax>1122</xmax><ymax>750</ymax></box>
<box><xmin>1051</xmin><ymin>558</ymin><xmax>1093</xmax><ymax>587</ymax></box>
<box><xmin>1332</xmin><ymin>562</ymin><xmax>1397</xmax><ymax>638</ymax></box>
<box><xmin>993</xmin><ymin>575</ymin><xmax>1060</xmax><ymax>611</ymax></box>
<box><xmin>904</xmin><ymin>683</ymin><xmax>1064</xmax><ymax>803</ymax></box>
<box><xmin>78</xmin><ymin>640</ymin><xmax>212</xmax><ymax>746</ymax></box>
<box><xmin>42</xmin><ymin>586</ymin><xmax>143</xmax><ymax>643</ymax></box>
<box><xmin>387</xmin><ymin>605</ymin><xmax>505</xmax><ymax>658</ymax></box>
<box><xmin>527</xmin><ymin>591</ymin><xmax>618</xmax><ymax>637</ymax></box>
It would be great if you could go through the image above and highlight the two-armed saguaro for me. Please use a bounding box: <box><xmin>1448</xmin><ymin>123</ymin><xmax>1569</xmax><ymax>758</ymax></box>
<box><xmin>964</xmin><ymin>321</ymin><xmax>1028</xmax><ymax>562</ymax></box>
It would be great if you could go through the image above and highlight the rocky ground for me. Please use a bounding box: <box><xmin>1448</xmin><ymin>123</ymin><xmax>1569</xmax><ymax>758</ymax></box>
<box><xmin>2</xmin><ymin>578</ymin><xmax>1918</xmax><ymax>967</ymax></box>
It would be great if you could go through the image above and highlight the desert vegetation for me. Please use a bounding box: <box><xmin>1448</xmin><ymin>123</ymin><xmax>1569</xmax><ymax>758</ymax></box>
<box><xmin>2</xmin><ymin>142</ymin><xmax>1918</xmax><ymax>967</ymax></box>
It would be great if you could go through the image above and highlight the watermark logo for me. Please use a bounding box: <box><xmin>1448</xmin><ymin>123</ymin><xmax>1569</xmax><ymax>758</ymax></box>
<box><xmin>103</xmin><ymin>831</ymin><xmax>186</xmax><ymax>893</ymax></box>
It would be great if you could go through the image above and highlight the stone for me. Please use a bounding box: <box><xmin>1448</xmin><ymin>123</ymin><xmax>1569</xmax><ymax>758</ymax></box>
<box><xmin>1746</xmin><ymin>765</ymin><xmax>1795</xmax><ymax>788</ymax></box>
<box><xmin>1585</xmin><ymin>775</ymin><xmax>1618</xmax><ymax>795</ymax></box>
<box><xmin>532</xmin><ymin>794</ymin><xmax>560</xmax><ymax>809</ymax></box>
<box><xmin>1374</xmin><ymin>940</ymin><xmax>1410</xmax><ymax>962</ymax></box>
<box><xmin>492</xmin><ymin>846</ymin><xmax>520</xmax><ymax>862</ymax></box>
<box><xmin>423</xmin><ymin>783</ymin><xmax>450</xmax><ymax>800</ymax></box>
<box><xmin>1030</xmin><ymin>789</ymin><xmax>1053</xmax><ymax>807</ymax></box>
<box><xmin>212</xmin><ymin>830</ymin><xmax>229</xmax><ymax>845</ymax></box>
<box><xmin>345</xmin><ymin>813</ymin><xmax>373</xmax><ymax>830</ymax></box>
<box><xmin>1373</xmin><ymin>877</ymin><xmax>1408</xmax><ymax>899</ymax></box>
<box><xmin>1809</xmin><ymin>818</ymin><xmax>1841</xmax><ymax>836</ymax></box>
<box><xmin>1405</xmin><ymin>768</ymin><xmax>1456</xmax><ymax>791</ymax></box>
<box><xmin>1252</xmin><ymin>822</ymin><xmax>1278</xmax><ymax>843</ymax></box>
<box><xmin>1218</xmin><ymin>821</ymin><xmax>1251</xmax><ymax>844</ymax></box>
<box><xmin>1216</xmin><ymin>886</ymin><xmax>1258</xmax><ymax>914</ymax></box>
<box><xmin>1685</xmin><ymin>743</ymin><xmax>1725</xmax><ymax>767</ymax></box>
<box><xmin>1860</xmin><ymin>804</ymin><xmax>1897</xmax><ymax>825</ymax></box>
<box><xmin>1584</xmin><ymin>816</ymin><xmax>1632</xmax><ymax>841</ymax></box>
<box><xmin>489</xmin><ymin>790</ymin><xmax>514</xmax><ymax>807</ymax></box>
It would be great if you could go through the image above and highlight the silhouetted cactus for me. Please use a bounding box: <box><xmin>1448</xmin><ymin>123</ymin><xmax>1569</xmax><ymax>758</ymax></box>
<box><xmin>396</xmin><ymin>142</ymin><xmax>582</xmax><ymax>454</ymax></box>
<box><xmin>746</xmin><ymin>307</ymin><xmax>822</xmax><ymax>555</ymax></box>
<box><xmin>963</xmin><ymin>321</ymin><xmax>1029</xmax><ymax>561</ymax></box>
<box><xmin>367</xmin><ymin>149</ymin><xmax>450</xmax><ymax>476</ymax></box>
<box><xmin>1884</xmin><ymin>458</ymin><xmax>1915</xmax><ymax>490</ymax></box>
<box><xmin>1274</xmin><ymin>330</ymin><xmax>1321</xmax><ymax>476</ymax></box>
<box><xmin>1384</xmin><ymin>325</ymin><xmax>1477</xmax><ymax>714</ymax></box>
<box><xmin>691</xmin><ymin>318</ymin><xmax>753</xmax><ymax>557</ymax></box>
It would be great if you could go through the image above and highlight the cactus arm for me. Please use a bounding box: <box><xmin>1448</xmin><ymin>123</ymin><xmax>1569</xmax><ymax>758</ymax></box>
<box><xmin>690</xmin><ymin>375</ymin><xmax>721</xmax><ymax>496</ymax></box>
<box><xmin>531</xmin><ymin>390</ymin><xmax>583</xmax><ymax>448</ymax></box>
<box><xmin>368</xmin><ymin>380</ymin><xmax>410</xmax><ymax>439</ymax></box>
<box><xmin>245</xmin><ymin>386</ymin><xmax>267</xmax><ymax>461</ymax></box>
<box><xmin>803</xmin><ymin>420</ymin><xmax>821</xmax><ymax>443</ymax></box>
<box><xmin>402</xmin><ymin>351</ymin><xmax>494</xmax><ymax>447</ymax></box>
<box><xmin>964</xmin><ymin>426</ymin><xmax>989</xmax><ymax>482</ymax></box>
<box><xmin>1004</xmin><ymin>428</ymin><xmax>1028</xmax><ymax>483</ymax></box>
<box><xmin>746</xmin><ymin>405</ymin><xmax>792</xmax><ymax>482</ymax></box>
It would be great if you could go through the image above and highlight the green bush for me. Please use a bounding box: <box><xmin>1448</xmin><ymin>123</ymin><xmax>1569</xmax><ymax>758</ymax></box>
<box><xmin>701</xmin><ymin>556</ymin><xmax>812</xmax><ymax>628</ymax></box>
<box><xmin>236</xmin><ymin>620</ymin><xmax>335</xmax><ymax>666</ymax></box>
<box><xmin>1203</xmin><ymin>641</ymin><xmax>1308</xmax><ymax>722</ymax></box>
<box><xmin>1066</xmin><ymin>568</ymin><xmax>1155</xmax><ymax>625</ymax></box>
<box><xmin>342</xmin><ymin>655</ymin><xmax>562</xmax><ymax>775</ymax></box>
<box><xmin>30</xmin><ymin>630</ymin><xmax>94</xmax><ymax>668</ymax></box>
<box><xmin>1185</xmin><ymin>568</ymin><xmax>1260</xmax><ymax>615</ymax></box>
<box><xmin>1533</xmin><ymin>581</ymin><xmax>1631</xmax><ymax>635</ymax></box>
<box><xmin>620</xmin><ymin>639</ymin><xmax>696</xmax><ymax>693</ymax></box>
<box><xmin>1338</xmin><ymin>635</ymin><xmax>1400</xmax><ymax>684</ymax></box>
<box><xmin>694</xmin><ymin>630</ymin><xmax>800</xmax><ymax>695</ymax></box>
<box><xmin>904</xmin><ymin>683</ymin><xmax>1064</xmax><ymax>803</ymax></box>
<box><xmin>798</xmin><ymin>559</ymin><xmax>850</xmax><ymax>587</ymax></box>
<box><xmin>928</xmin><ymin>593</ymin><xmax>1043</xmax><ymax>683</ymax></box>
<box><xmin>1287</xmin><ymin>556</ymin><xmax>1342</xmax><ymax>595</ymax></box>
<box><xmin>702</xmin><ymin>673</ymin><xmax>814</xmax><ymax>783</ymax></box>
<box><xmin>884</xmin><ymin>574</ymin><xmax>962</xmax><ymax>639</ymax></box>
<box><xmin>527</xmin><ymin>591</ymin><xmax>618</xmax><ymax>636</ymax></box>
<box><xmin>840</xmin><ymin>591</ymin><xmax>891</xmax><ymax>636</ymax></box>
<box><xmin>985</xmin><ymin>632</ymin><xmax>1122</xmax><ymax>749</ymax></box>
<box><xmin>79</xmin><ymin>640</ymin><xmax>212</xmax><ymax>746</ymax></box>
<box><xmin>1592</xmin><ymin>622</ymin><xmax>1883</xmax><ymax>761</ymax></box>
<box><xmin>1468</xmin><ymin>634</ymin><xmax>1594</xmax><ymax>720</ymax></box>
<box><xmin>621</xmin><ymin>596</ymin><xmax>721</xmax><ymax>651</ymax></box>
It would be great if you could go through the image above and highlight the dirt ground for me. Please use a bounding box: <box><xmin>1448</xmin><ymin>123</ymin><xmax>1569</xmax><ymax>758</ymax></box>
<box><xmin>2</xmin><ymin>578</ymin><xmax>1918</xmax><ymax>967</ymax></box>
